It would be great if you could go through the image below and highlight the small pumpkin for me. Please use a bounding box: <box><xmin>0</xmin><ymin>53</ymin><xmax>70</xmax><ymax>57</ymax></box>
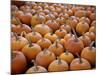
<box><xmin>11</xmin><ymin>51</ymin><xmax>27</xmax><ymax>74</ymax></box>
<box><xmin>81</xmin><ymin>41</ymin><xmax>96</xmax><ymax>65</ymax></box>
<box><xmin>48</xmin><ymin>57</ymin><xmax>69</xmax><ymax>72</ymax></box>
<box><xmin>26</xmin><ymin>60</ymin><xmax>47</xmax><ymax>73</ymax></box>
<box><xmin>59</xmin><ymin>51</ymin><xmax>74</xmax><ymax>64</ymax></box>
<box><xmin>70</xmin><ymin>54</ymin><xmax>91</xmax><ymax>70</ymax></box>
<box><xmin>44</xmin><ymin>32</ymin><xmax>58</xmax><ymax>43</ymax></box>
<box><xmin>34</xmin><ymin>24</ymin><xmax>52</xmax><ymax>36</ymax></box>
<box><xmin>36</xmin><ymin>49</ymin><xmax>56</xmax><ymax>68</ymax></box>
<box><xmin>48</xmin><ymin>40</ymin><xmax>64</xmax><ymax>56</ymax></box>
<box><xmin>11</xmin><ymin>33</ymin><xmax>28</xmax><ymax>51</ymax></box>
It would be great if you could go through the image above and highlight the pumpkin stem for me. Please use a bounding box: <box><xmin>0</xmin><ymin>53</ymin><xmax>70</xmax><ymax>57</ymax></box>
<box><xmin>59</xmin><ymin>29</ymin><xmax>63</xmax><ymax>32</ymax></box>
<box><xmin>14</xmin><ymin>16</ymin><xmax>23</xmax><ymax>27</ymax></box>
<box><xmin>72</xmin><ymin>28</ymin><xmax>78</xmax><ymax>42</ymax></box>
<box><xmin>50</xmin><ymin>32</ymin><xmax>54</xmax><ymax>35</ymax></box>
<box><xmin>32</xmin><ymin>60</ymin><xmax>38</xmax><ymax>71</ymax></box>
<box><xmin>82</xmin><ymin>34</ymin><xmax>85</xmax><ymax>38</ymax></box>
<box><xmin>57</xmin><ymin>57</ymin><xmax>62</xmax><ymax>64</ymax></box>
<box><xmin>43</xmin><ymin>49</ymin><xmax>48</xmax><ymax>54</ymax></box>
<box><xmin>90</xmin><ymin>41</ymin><xmax>95</xmax><ymax>50</ymax></box>
<box><xmin>49</xmin><ymin>13</ymin><xmax>53</xmax><ymax>20</ymax></box>
<box><xmin>76</xmin><ymin>53</ymin><xmax>82</xmax><ymax>64</ymax></box>
<box><xmin>27</xmin><ymin>37</ymin><xmax>33</xmax><ymax>47</ymax></box>
<box><xmin>42</xmin><ymin>38</ymin><xmax>45</xmax><ymax>42</ymax></box>
<box><xmin>55</xmin><ymin>40</ymin><xmax>58</xmax><ymax>48</ymax></box>
<box><xmin>21</xmin><ymin>31</ymin><xmax>27</xmax><ymax>37</ymax></box>
<box><xmin>69</xmin><ymin>31</ymin><xmax>73</xmax><ymax>36</ymax></box>
<box><xmin>31</xmin><ymin>26</ymin><xmax>36</xmax><ymax>35</ymax></box>
<box><xmin>65</xmin><ymin>50</ymin><xmax>69</xmax><ymax>55</ymax></box>
<box><xmin>13</xmin><ymin>33</ymin><xmax>19</xmax><ymax>40</ymax></box>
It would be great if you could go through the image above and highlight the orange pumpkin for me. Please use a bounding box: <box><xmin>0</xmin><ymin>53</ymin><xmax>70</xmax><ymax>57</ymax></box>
<box><xmin>44</xmin><ymin>33</ymin><xmax>58</xmax><ymax>43</ymax></box>
<box><xmin>48</xmin><ymin>57</ymin><xmax>69</xmax><ymax>72</ymax></box>
<box><xmin>79</xmin><ymin>35</ymin><xmax>91</xmax><ymax>47</ymax></box>
<box><xmin>22</xmin><ymin>43</ymin><xmax>42</xmax><ymax>61</ymax></box>
<box><xmin>37</xmin><ymin>38</ymin><xmax>52</xmax><ymax>49</ymax></box>
<box><xmin>74</xmin><ymin>10</ymin><xmax>87</xmax><ymax>18</ymax></box>
<box><xmin>11</xmin><ymin>51</ymin><xmax>27</xmax><ymax>74</ymax></box>
<box><xmin>25</xmin><ymin>31</ymin><xmax>42</xmax><ymax>43</ymax></box>
<box><xmin>31</xmin><ymin>14</ymin><xmax>46</xmax><ymax>26</ymax></box>
<box><xmin>59</xmin><ymin>51</ymin><xmax>74</xmax><ymax>64</ymax></box>
<box><xmin>55</xmin><ymin>29</ymin><xmax>67</xmax><ymax>38</ymax></box>
<box><xmin>76</xmin><ymin>21</ymin><xmax>89</xmax><ymax>35</ymax></box>
<box><xmin>48</xmin><ymin>40</ymin><xmax>64</xmax><ymax>56</ymax></box>
<box><xmin>70</xmin><ymin>58</ymin><xmax>91</xmax><ymax>70</ymax></box>
<box><xmin>11</xmin><ymin>33</ymin><xmax>28</xmax><ymax>51</ymax></box>
<box><xmin>36</xmin><ymin>49</ymin><xmax>56</xmax><ymax>68</ymax></box>
<box><xmin>81</xmin><ymin>41</ymin><xmax>96</xmax><ymax>65</ymax></box>
<box><xmin>34</xmin><ymin>24</ymin><xmax>52</xmax><ymax>36</ymax></box>
<box><xmin>46</xmin><ymin>20</ymin><xmax>60</xmax><ymax>31</ymax></box>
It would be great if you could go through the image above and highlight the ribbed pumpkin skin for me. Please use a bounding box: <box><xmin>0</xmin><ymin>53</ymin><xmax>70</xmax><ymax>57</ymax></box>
<box><xmin>81</xmin><ymin>47</ymin><xmax>96</xmax><ymax>65</ymax></box>
<box><xmin>26</xmin><ymin>66</ymin><xmax>47</xmax><ymax>74</ymax></box>
<box><xmin>11</xmin><ymin>51</ymin><xmax>27</xmax><ymax>74</ymax></box>
<box><xmin>36</xmin><ymin>50</ymin><xmax>56</xmax><ymax>68</ymax></box>
<box><xmin>48</xmin><ymin>60</ymin><xmax>69</xmax><ymax>72</ymax></box>
<box><xmin>70</xmin><ymin>58</ymin><xmax>91</xmax><ymax>70</ymax></box>
<box><xmin>64</xmin><ymin>38</ymin><xmax>84</xmax><ymax>55</ymax></box>
<box><xmin>79</xmin><ymin>35</ymin><xmax>91</xmax><ymax>47</ymax></box>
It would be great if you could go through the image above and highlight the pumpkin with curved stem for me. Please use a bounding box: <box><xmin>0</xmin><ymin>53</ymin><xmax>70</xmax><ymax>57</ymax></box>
<box><xmin>70</xmin><ymin>54</ymin><xmax>91</xmax><ymax>70</ymax></box>
<box><xmin>64</xmin><ymin>28</ymin><xmax>84</xmax><ymax>55</ymax></box>
<box><xmin>22</xmin><ymin>41</ymin><xmax>42</xmax><ymax>61</ymax></box>
<box><xmin>81</xmin><ymin>41</ymin><xmax>96</xmax><ymax>65</ymax></box>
